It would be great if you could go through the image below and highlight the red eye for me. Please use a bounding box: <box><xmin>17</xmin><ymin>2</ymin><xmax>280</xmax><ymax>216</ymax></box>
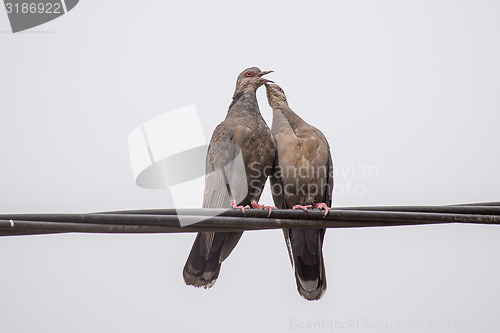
<box><xmin>245</xmin><ymin>71</ymin><xmax>254</xmax><ymax>77</ymax></box>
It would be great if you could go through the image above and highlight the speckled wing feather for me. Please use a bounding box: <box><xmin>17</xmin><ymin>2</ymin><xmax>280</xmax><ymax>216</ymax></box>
<box><xmin>202</xmin><ymin>123</ymin><xmax>236</xmax><ymax>209</ymax></box>
<box><xmin>184</xmin><ymin>67</ymin><xmax>276</xmax><ymax>289</ymax></box>
<box><xmin>325</xmin><ymin>150</ymin><xmax>333</xmax><ymax>207</ymax></box>
<box><xmin>183</xmin><ymin>122</ymin><xmax>243</xmax><ymax>288</ymax></box>
<box><xmin>267</xmin><ymin>85</ymin><xmax>332</xmax><ymax>300</ymax></box>
<box><xmin>286</xmin><ymin>134</ymin><xmax>331</xmax><ymax>301</ymax></box>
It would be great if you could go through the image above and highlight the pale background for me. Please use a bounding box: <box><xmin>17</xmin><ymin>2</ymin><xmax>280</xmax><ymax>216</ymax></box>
<box><xmin>1</xmin><ymin>0</ymin><xmax>500</xmax><ymax>332</ymax></box>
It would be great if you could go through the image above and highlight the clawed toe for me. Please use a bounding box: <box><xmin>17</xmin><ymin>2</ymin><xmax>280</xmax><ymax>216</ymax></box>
<box><xmin>237</xmin><ymin>205</ymin><xmax>250</xmax><ymax>215</ymax></box>
<box><xmin>231</xmin><ymin>200</ymin><xmax>250</xmax><ymax>215</ymax></box>
<box><xmin>264</xmin><ymin>206</ymin><xmax>277</xmax><ymax>217</ymax></box>
<box><xmin>292</xmin><ymin>205</ymin><xmax>312</xmax><ymax>212</ymax></box>
<box><xmin>314</xmin><ymin>203</ymin><xmax>330</xmax><ymax>217</ymax></box>
<box><xmin>251</xmin><ymin>201</ymin><xmax>277</xmax><ymax>217</ymax></box>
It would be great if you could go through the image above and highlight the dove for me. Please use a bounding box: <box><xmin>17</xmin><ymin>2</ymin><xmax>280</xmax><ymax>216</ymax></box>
<box><xmin>183</xmin><ymin>67</ymin><xmax>276</xmax><ymax>288</ymax></box>
<box><xmin>266</xmin><ymin>83</ymin><xmax>333</xmax><ymax>300</ymax></box>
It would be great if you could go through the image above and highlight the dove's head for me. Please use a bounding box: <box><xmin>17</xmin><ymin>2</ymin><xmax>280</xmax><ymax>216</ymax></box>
<box><xmin>265</xmin><ymin>83</ymin><xmax>288</xmax><ymax>108</ymax></box>
<box><xmin>234</xmin><ymin>67</ymin><xmax>274</xmax><ymax>94</ymax></box>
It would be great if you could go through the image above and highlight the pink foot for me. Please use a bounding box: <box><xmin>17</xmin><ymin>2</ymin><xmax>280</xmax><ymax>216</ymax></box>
<box><xmin>292</xmin><ymin>205</ymin><xmax>312</xmax><ymax>212</ymax></box>
<box><xmin>251</xmin><ymin>201</ymin><xmax>277</xmax><ymax>217</ymax></box>
<box><xmin>314</xmin><ymin>203</ymin><xmax>330</xmax><ymax>217</ymax></box>
<box><xmin>231</xmin><ymin>200</ymin><xmax>250</xmax><ymax>215</ymax></box>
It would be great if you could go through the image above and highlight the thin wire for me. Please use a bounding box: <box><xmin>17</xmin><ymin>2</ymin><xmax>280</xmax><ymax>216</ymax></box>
<box><xmin>1</xmin><ymin>202</ymin><xmax>499</xmax><ymax>237</ymax></box>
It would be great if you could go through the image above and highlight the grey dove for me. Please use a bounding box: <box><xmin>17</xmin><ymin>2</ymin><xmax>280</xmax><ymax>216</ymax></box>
<box><xmin>183</xmin><ymin>67</ymin><xmax>276</xmax><ymax>288</ymax></box>
<box><xmin>266</xmin><ymin>83</ymin><xmax>333</xmax><ymax>300</ymax></box>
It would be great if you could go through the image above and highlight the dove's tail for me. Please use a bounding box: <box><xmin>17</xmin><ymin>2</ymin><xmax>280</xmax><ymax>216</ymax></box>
<box><xmin>183</xmin><ymin>231</ymin><xmax>242</xmax><ymax>288</ymax></box>
<box><xmin>285</xmin><ymin>228</ymin><xmax>327</xmax><ymax>301</ymax></box>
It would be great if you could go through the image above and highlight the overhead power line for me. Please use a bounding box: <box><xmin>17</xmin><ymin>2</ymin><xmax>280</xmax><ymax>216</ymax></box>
<box><xmin>1</xmin><ymin>202</ymin><xmax>499</xmax><ymax>237</ymax></box>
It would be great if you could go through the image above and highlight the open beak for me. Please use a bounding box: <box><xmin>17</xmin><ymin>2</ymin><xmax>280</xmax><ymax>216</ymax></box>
<box><xmin>258</xmin><ymin>70</ymin><xmax>274</xmax><ymax>83</ymax></box>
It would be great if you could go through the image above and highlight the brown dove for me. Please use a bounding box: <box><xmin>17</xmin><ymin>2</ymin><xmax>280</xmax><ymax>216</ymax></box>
<box><xmin>266</xmin><ymin>83</ymin><xmax>333</xmax><ymax>300</ymax></box>
<box><xmin>183</xmin><ymin>67</ymin><xmax>276</xmax><ymax>288</ymax></box>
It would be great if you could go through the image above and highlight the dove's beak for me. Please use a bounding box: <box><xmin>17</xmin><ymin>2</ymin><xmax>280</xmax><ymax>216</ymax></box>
<box><xmin>258</xmin><ymin>70</ymin><xmax>274</xmax><ymax>83</ymax></box>
<box><xmin>258</xmin><ymin>70</ymin><xmax>274</xmax><ymax>77</ymax></box>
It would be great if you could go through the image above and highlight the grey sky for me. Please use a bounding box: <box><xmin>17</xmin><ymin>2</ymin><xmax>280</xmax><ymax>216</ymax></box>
<box><xmin>1</xmin><ymin>1</ymin><xmax>499</xmax><ymax>332</ymax></box>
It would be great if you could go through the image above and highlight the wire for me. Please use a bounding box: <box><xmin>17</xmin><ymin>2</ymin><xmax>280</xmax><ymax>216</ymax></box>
<box><xmin>1</xmin><ymin>202</ymin><xmax>499</xmax><ymax>237</ymax></box>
